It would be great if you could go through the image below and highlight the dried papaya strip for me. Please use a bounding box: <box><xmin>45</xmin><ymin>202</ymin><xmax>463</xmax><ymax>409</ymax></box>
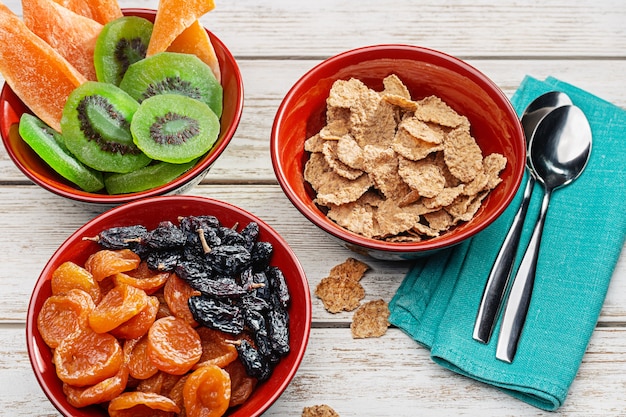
<box><xmin>51</xmin><ymin>261</ymin><xmax>101</xmax><ymax>303</ymax></box>
<box><xmin>37</xmin><ymin>288</ymin><xmax>94</xmax><ymax>348</ymax></box>
<box><xmin>110</xmin><ymin>295</ymin><xmax>159</xmax><ymax>340</ymax></box>
<box><xmin>147</xmin><ymin>316</ymin><xmax>202</xmax><ymax>375</ymax></box>
<box><xmin>89</xmin><ymin>283</ymin><xmax>149</xmax><ymax>333</ymax></box>
<box><xmin>193</xmin><ymin>326</ymin><xmax>238</xmax><ymax>369</ymax></box>
<box><xmin>183</xmin><ymin>364</ymin><xmax>231</xmax><ymax>417</ymax></box>
<box><xmin>62</xmin><ymin>362</ymin><xmax>129</xmax><ymax>408</ymax></box>
<box><xmin>85</xmin><ymin>249</ymin><xmax>141</xmax><ymax>282</ymax></box>
<box><xmin>53</xmin><ymin>328</ymin><xmax>123</xmax><ymax>387</ymax></box>
<box><xmin>163</xmin><ymin>273</ymin><xmax>200</xmax><ymax>327</ymax></box>
<box><xmin>108</xmin><ymin>391</ymin><xmax>180</xmax><ymax>417</ymax></box>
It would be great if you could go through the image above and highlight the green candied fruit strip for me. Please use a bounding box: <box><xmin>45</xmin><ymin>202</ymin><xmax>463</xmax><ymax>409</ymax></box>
<box><xmin>104</xmin><ymin>158</ymin><xmax>200</xmax><ymax>194</ymax></box>
<box><xmin>18</xmin><ymin>113</ymin><xmax>104</xmax><ymax>192</ymax></box>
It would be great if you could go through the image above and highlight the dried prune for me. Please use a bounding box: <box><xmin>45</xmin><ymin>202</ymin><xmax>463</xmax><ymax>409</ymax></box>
<box><xmin>251</xmin><ymin>271</ymin><xmax>271</xmax><ymax>301</ymax></box>
<box><xmin>206</xmin><ymin>245</ymin><xmax>251</xmax><ymax>276</ymax></box>
<box><xmin>240</xmin><ymin>222</ymin><xmax>259</xmax><ymax>251</ymax></box>
<box><xmin>179</xmin><ymin>215</ymin><xmax>220</xmax><ymax>235</ymax></box>
<box><xmin>267</xmin><ymin>266</ymin><xmax>290</xmax><ymax>308</ymax></box>
<box><xmin>145</xmin><ymin>221</ymin><xmax>186</xmax><ymax>250</ymax></box>
<box><xmin>244</xmin><ymin>309</ymin><xmax>272</xmax><ymax>359</ymax></box>
<box><xmin>187</xmin><ymin>276</ymin><xmax>249</xmax><ymax>299</ymax></box>
<box><xmin>145</xmin><ymin>249</ymin><xmax>181</xmax><ymax>272</ymax></box>
<box><xmin>251</xmin><ymin>241</ymin><xmax>273</xmax><ymax>271</ymax></box>
<box><xmin>84</xmin><ymin>225</ymin><xmax>148</xmax><ymax>250</ymax></box>
<box><xmin>188</xmin><ymin>295</ymin><xmax>244</xmax><ymax>335</ymax></box>
<box><xmin>217</xmin><ymin>226</ymin><xmax>246</xmax><ymax>246</ymax></box>
<box><xmin>235</xmin><ymin>339</ymin><xmax>271</xmax><ymax>381</ymax></box>
<box><xmin>267</xmin><ymin>305</ymin><xmax>290</xmax><ymax>358</ymax></box>
<box><xmin>175</xmin><ymin>259</ymin><xmax>214</xmax><ymax>282</ymax></box>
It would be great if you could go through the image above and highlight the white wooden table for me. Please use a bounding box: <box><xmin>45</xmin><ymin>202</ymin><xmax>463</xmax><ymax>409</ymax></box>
<box><xmin>1</xmin><ymin>0</ymin><xmax>625</xmax><ymax>415</ymax></box>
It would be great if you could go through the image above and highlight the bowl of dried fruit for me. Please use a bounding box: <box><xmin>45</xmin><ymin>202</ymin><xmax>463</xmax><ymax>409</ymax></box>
<box><xmin>271</xmin><ymin>44</ymin><xmax>526</xmax><ymax>260</ymax></box>
<box><xmin>0</xmin><ymin>3</ymin><xmax>243</xmax><ymax>205</ymax></box>
<box><xmin>26</xmin><ymin>195</ymin><xmax>311</xmax><ymax>417</ymax></box>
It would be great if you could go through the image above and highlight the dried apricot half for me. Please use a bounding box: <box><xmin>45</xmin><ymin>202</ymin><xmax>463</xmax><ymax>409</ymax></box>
<box><xmin>89</xmin><ymin>283</ymin><xmax>149</xmax><ymax>333</ymax></box>
<box><xmin>163</xmin><ymin>273</ymin><xmax>200</xmax><ymax>327</ymax></box>
<box><xmin>224</xmin><ymin>359</ymin><xmax>257</xmax><ymax>408</ymax></box>
<box><xmin>114</xmin><ymin>261</ymin><xmax>170</xmax><ymax>294</ymax></box>
<box><xmin>183</xmin><ymin>364</ymin><xmax>231</xmax><ymax>417</ymax></box>
<box><xmin>108</xmin><ymin>391</ymin><xmax>180</xmax><ymax>417</ymax></box>
<box><xmin>194</xmin><ymin>326</ymin><xmax>238</xmax><ymax>369</ymax></box>
<box><xmin>62</xmin><ymin>362</ymin><xmax>129</xmax><ymax>408</ymax></box>
<box><xmin>51</xmin><ymin>261</ymin><xmax>101</xmax><ymax>303</ymax></box>
<box><xmin>37</xmin><ymin>288</ymin><xmax>95</xmax><ymax>348</ymax></box>
<box><xmin>53</xmin><ymin>328</ymin><xmax>123</xmax><ymax>387</ymax></box>
<box><xmin>126</xmin><ymin>336</ymin><xmax>159</xmax><ymax>380</ymax></box>
<box><xmin>85</xmin><ymin>249</ymin><xmax>141</xmax><ymax>282</ymax></box>
<box><xmin>147</xmin><ymin>316</ymin><xmax>202</xmax><ymax>375</ymax></box>
<box><xmin>110</xmin><ymin>295</ymin><xmax>159</xmax><ymax>339</ymax></box>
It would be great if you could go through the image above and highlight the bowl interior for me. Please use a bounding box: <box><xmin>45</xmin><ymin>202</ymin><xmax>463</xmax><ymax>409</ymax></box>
<box><xmin>0</xmin><ymin>8</ymin><xmax>244</xmax><ymax>205</ymax></box>
<box><xmin>26</xmin><ymin>196</ymin><xmax>311</xmax><ymax>417</ymax></box>
<box><xmin>272</xmin><ymin>44</ymin><xmax>525</xmax><ymax>254</ymax></box>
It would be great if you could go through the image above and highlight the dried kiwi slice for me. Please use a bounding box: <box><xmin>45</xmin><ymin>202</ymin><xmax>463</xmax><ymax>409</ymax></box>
<box><xmin>94</xmin><ymin>16</ymin><xmax>154</xmax><ymax>86</ymax></box>
<box><xmin>131</xmin><ymin>94</ymin><xmax>220</xmax><ymax>164</ymax></box>
<box><xmin>18</xmin><ymin>113</ymin><xmax>104</xmax><ymax>192</ymax></box>
<box><xmin>104</xmin><ymin>158</ymin><xmax>200</xmax><ymax>194</ymax></box>
<box><xmin>61</xmin><ymin>81</ymin><xmax>152</xmax><ymax>173</ymax></box>
<box><xmin>119</xmin><ymin>52</ymin><xmax>223</xmax><ymax>117</ymax></box>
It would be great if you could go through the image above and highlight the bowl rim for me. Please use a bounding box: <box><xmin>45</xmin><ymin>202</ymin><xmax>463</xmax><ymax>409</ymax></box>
<box><xmin>26</xmin><ymin>195</ymin><xmax>312</xmax><ymax>417</ymax></box>
<box><xmin>0</xmin><ymin>8</ymin><xmax>244</xmax><ymax>205</ymax></box>
<box><xmin>270</xmin><ymin>43</ymin><xmax>525</xmax><ymax>254</ymax></box>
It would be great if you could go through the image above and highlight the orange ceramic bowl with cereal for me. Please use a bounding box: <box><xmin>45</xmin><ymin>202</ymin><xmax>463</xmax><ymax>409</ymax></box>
<box><xmin>270</xmin><ymin>44</ymin><xmax>525</xmax><ymax>260</ymax></box>
<box><xmin>26</xmin><ymin>195</ymin><xmax>311</xmax><ymax>417</ymax></box>
<box><xmin>0</xmin><ymin>9</ymin><xmax>243</xmax><ymax>206</ymax></box>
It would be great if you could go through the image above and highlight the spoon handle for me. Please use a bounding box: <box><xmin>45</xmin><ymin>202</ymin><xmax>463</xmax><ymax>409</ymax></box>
<box><xmin>496</xmin><ymin>189</ymin><xmax>552</xmax><ymax>363</ymax></box>
<box><xmin>473</xmin><ymin>175</ymin><xmax>535</xmax><ymax>343</ymax></box>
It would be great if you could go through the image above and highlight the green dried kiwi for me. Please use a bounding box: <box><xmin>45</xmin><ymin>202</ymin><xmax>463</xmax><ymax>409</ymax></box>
<box><xmin>18</xmin><ymin>113</ymin><xmax>104</xmax><ymax>192</ymax></box>
<box><xmin>104</xmin><ymin>158</ymin><xmax>200</xmax><ymax>194</ymax></box>
<box><xmin>61</xmin><ymin>81</ymin><xmax>152</xmax><ymax>173</ymax></box>
<box><xmin>131</xmin><ymin>94</ymin><xmax>220</xmax><ymax>164</ymax></box>
<box><xmin>94</xmin><ymin>16</ymin><xmax>153</xmax><ymax>86</ymax></box>
<box><xmin>119</xmin><ymin>51</ymin><xmax>223</xmax><ymax>117</ymax></box>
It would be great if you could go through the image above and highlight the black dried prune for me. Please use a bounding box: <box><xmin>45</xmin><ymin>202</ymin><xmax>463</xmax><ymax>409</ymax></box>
<box><xmin>175</xmin><ymin>260</ymin><xmax>214</xmax><ymax>282</ymax></box>
<box><xmin>85</xmin><ymin>225</ymin><xmax>148</xmax><ymax>250</ymax></box>
<box><xmin>235</xmin><ymin>339</ymin><xmax>271</xmax><ymax>381</ymax></box>
<box><xmin>267</xmin><ymin>305</ymin><xmax>290</xmax><ymax>358</ymax></box>
<box><xmin>244</xmin><ymin>309</ymin><xmax>273</xmax><ymax>359</ymax></box>
<box><xmin>251</xmin><ymin>241</ymin><xmax>273</xmax><ymax>271</ymax></box>
<box><xmin>146</xmin><ymin>249</ymin><xmax>181</xmax><ymax>271</ymax></box>
<box><xmin>217</xmin><ymin>226</ymin><xmax>246</xmax><ymax>246</ymax></box>
<box><xmin>206</xmin><ymin>244</ymin><xmax>251</xmax><ymax>276</ymax></box>
<box><xmin>241</xmin><ymin>294</ymin><xmax>270</xmax><ymax>312</ymax></box>
<box><xmin>179</xmin><ymin>215</ymin><xmax>221</xmax><ymax>234</ymax></box>
<box><xmin>240</xmin><ymin>222</ymin><xmax>259</xmax><ymax>251</ymax></box>
<box><xmin>251</xmin><ymin>271</ymin><xmax>271</xmax><ymax>301</ymax></box>
<box><xmin>145</xmin><ymin>221</ymin><xmax>186</xmax><ymax>250</ymax></box>
<box><xmin>267</xmin><ymin>266</ymin><xmax>290</xmax><ymax>308</ymax></box>
<box><xmin>188</xmin><ymin>295</ymin><xmax>244</xmax><ymax>335</ymax></box>
<box><xmin>188</xmin><ymin>276</ymin><xmax>249</xmax><ymax>299</ymax></box>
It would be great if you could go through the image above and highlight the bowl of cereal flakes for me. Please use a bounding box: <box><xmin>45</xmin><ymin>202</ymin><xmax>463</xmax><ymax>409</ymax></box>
<box><xmin>26</xmin><ymin>195</ymin><xmax>311</xmax><ymax>417</ymax></box>
<box><xmin>270</xmin><ymin>44</ymin><xmax>526</xmax><ymax>260</ymax></box>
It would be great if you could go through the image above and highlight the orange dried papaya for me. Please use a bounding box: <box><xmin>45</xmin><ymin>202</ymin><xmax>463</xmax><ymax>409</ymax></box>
<box><xmin>51</xmin><ymin>261</ymin><xmax>101</xmax><ymax>303</ymax></box>
<box><xmin>53</xmin><ymin>327</ymin><xmax>123</xmax><ymax>387</ymax></box>
<box><xmin>23</xmin><ymin>0</ymin><xmax>102</xmax><ymax>80</ymax></box>
<box><xmin>147</xmin><ymin>316</ymin><xmax>202</xmax><ymax>375</ymax></box>
<box><xmin>0</xmin><ymin>3</ymin><xmax>87</xmax><ymax>132</ymax></box>
<box><xmin>108</xmin><ymin>391</ymin><xmax>180</xmax><ymax>417</ymax></box>
<box><xmin>51</xmin><ymin>0</ymin><xmax>123</xmax><ymax>24</ymax></box>
<box><xmin>167</xmin><ymin>19</ymin><xmax>221</xmax><ymax>83</ymax></box>
<box><xmin>89</xmin><ymin>283</ymin><xmax>149</xmax><ymax>333</ymax></box>
<box><xmin>146</xmin><ymin>0</ymin><xmax>215</xmax><ymax>57</ymax></box>
<box><xmin>110</xmin><ymin>295</ymin><xmax>159</xmax><ymax>339</ymax></box>
<box><xmin>37</xmin><ymin>288</ymin><xmax>94</xmax><ymax>348</ymax></box>
<box><xmin>85</xmin><ymin>249</ymin><xmax>141</xmax><ymax>282</ymax></box>
<box><xmin>183</xmin><ymin>364</ymin><xmax>231</xmax><ymax>417</ymax></box>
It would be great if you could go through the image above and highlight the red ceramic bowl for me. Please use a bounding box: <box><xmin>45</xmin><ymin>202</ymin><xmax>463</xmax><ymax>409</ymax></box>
<box><xmin>26</xmin><ymin>195</ymin><xmax>311</xmax><ymax>417</ymax></box>
<box><xmin>0</xmin><ymin>9</ymin><xmax>243</xmax><ymax>206</ymax></box>
<box><xmin>271</xmin><ymin>44</ymin><xmax>525</xmax><ymax>260</ymax></box>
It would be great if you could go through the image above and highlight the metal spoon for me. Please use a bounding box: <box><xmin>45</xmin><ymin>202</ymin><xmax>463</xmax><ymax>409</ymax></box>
<box><xmin>473</xmin><ymin>91</ymin><xmax>573</xmax><ymax>344</ymax></box>
<box><xmin>496</xmin><ymin>105</ymin><xmax>592</xmax><ymax>363</ymax></box>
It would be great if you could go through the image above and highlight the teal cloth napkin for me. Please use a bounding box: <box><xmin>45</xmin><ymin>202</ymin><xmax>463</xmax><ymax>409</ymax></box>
<box><xmin>388</xmin><ymin>76</ymin><xmax>626</xmax><ymax>411</ymax></box>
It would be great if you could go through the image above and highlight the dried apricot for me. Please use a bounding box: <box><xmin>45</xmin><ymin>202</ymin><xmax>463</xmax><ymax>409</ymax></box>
<box><xmin>51</xmin><ymin>261</ymin><xmax>101</xmax><ymax>303</ymax></box>
<box><xmin>147</xmin><ymin>316</ymin><xmax>202</xmax><ymax>375</ymax></box>
<box><xmin>224</xmin><ymin>359</ymin><xmax>257</xmax><ymax>407</ymax></box>
<box><xmin>53</xmin><ymin>328</ymin><xmax>123</xmax><ymax>387</ymax></box>
<box><xmin>89</xmin><ymin>283</ymin><xmax>149</xmax><ymax>333</ymax></box>
<box><xmin>110</xmin><ymin>295</ymin><xmax>159</xmax><ymax>339</ymax></box>
<box><xmin>167</xmin><ymin>374</ymin><xmax>189</xmax><ymax>415</ymax></box>
<box><xmin>85</xmin><ymin>249</ymin><xmax>141</xmax><ymax>281</ymax></box>
<box><xmin>37</xmin><ymin>289</ymin><xmax>94</xmax><ymax>348</ymax></box>
<box><xmin>183</xmin><ymin>365</ymin><xmax>231</xmax><ymax>417</ymax></box>
<box><xmin>108</xmin><ymin>391</ymin><xmax>180</xmax><ymax>417</ymax></box>
<box><xmin>136</xmin><ymin>371</ymin><xmax>181</xmax><ymax>396</ymax></box>
<box><xmin>127</xmin><ymin>336</ymin><xmax>159</xmax><ymax>380</ymax></box>
<box><xmin>194</xmin><ymin>326</ymin><xmax>238</xmax><ymax>369</ymax></box>
<box><xmin>62</xmin><ymin>362</ymin><xmax>129</xmax><ymax>407</ymax></box>
<box><xmin>114</xmin><ymin>261</ymin><xmax>170</xmax><ymax>294</ymax></box>
<box><xmin>164</xmin><ymin>273</ymin><xmax>200</xmax><ymax>327</ymax></box>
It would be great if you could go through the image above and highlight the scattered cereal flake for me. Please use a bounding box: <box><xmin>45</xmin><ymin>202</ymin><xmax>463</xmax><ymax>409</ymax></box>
<box><xmin>401</xmin><ymin>116</ymin><xmax>444</xmax><ymax>144</ymax></box>
<box><xmin>302</xmin><ymin>404</ymin><xmax>341</xmax><ymax>417</ymax></box>
<box><xmin>422</xmin><ymin>184</ymin><xmax>465</xmax><ymax>209</ymax></box>
<box><xmin>314</xmin><ymin>171</ymin><xmax>373</xmax><ymax>206</ymax></box>
<box><xmin>414</xmin><ymin>95</ymin><xmax>469</xmax><ymax>128</ymax></box>
<box><xmin>327</xmin><ymin>78</ymin><xmax>370</xmax><ymax>108</ymax></box>
<box><xmin>398</xmin><ymin>157</ymin><xmax>446</xmax><ymax>198</ymax></box>
<box><xmin>350</xmin><ymin>299</ymin><xmax>390</xmax><ymax>339</ymax></box>
<box><xmin>327</xmin><ymin>200</ymin><xmax>377</xmax><ymax>238</ymax></box>
<box><xmin>329</xmin><ymin>257</ymin><xmax>371</xmax><ymax>282</ymax></box>
<box><xmin>397</xmin><ymin>189</ymin><xmax>421</xmax><ymax>207</ymax></box>
<box><xmin>335</xmin><ymin>134</ymin><xmax>365</xmax><ymax>170</ymax></box>
<box><xmin>447</xmin><ymin>191</ymin><xmax>489</xmax><ymax>222</ymax></box>
<box><xmin>315</xmin><ymin>276</ymin><xmax>365</xmax><ymax>313</ymax></box>
<box><xmin>374</xmin><ymin>199</ymin><xmax>432</xmax><ymax>238</ymax></box>
<box><xmin>483</xmin><ymin>153</ymin><xmax>507</xmax><ymax>189</ymax></box>
<box><xmin>349</xmin><ymin>88</ymin><xmax>397</xmax><ymax>148</ymax></box>
<box><xmin>423</xmin><ymin>209</ymin><xmax>454</xmax><ymax>231</ymax></box>
<box><xmin>392</xmin><ymin>118</ymin><xmax>444</xmax><ymax>161</ymax></box>
<box><xmin>382</xmin><ymin>93</ymin><xmax>418</xmax><ymax>111</ymax></box>
<box><xmin>304</xmin><ymin>152</ymin><xmax>333</xmax><ymax>191</ymax></box>
<box><xmin>443</xmin><ymin>127</ymin><xmax>483</xmax><ymax>183</ymax></box>
<box><xmin>304</xmin><ymin>133</ymin><xmax>325</xmax><ymax>153</ymax></box>
<box><xmin>320</xmin><ymin>118</ymin><xmax>350</xmax><ymax>140</ymax></box>
<box><xmin>364</xmin><ymin>146</ymin><xmax>412</xmax><ymax>201</ymax></box>
<box><xmin>322</xmin><ymin>141</ymin><xmax>364</xmax><ymax>180</ymax></box>
<box><xmin>383</xmin><ymin>74</ymin><xmax>411</xmax><ymax>98</ymax></box>
<box><xmin>412</xmin><ymin>222</ymin><xmax>440</xmax><ymax>238</ymax></box>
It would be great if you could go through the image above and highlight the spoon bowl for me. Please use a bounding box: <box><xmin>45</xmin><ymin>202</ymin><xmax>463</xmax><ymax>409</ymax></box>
<box><xmin>496</xmin><ymin>104</ymin><xmax>592</xmax><ymax>362</ymax></box>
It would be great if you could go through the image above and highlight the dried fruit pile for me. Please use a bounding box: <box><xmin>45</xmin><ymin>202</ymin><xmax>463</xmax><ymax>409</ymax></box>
<box><xmin>38</xmin><ymin>214</ymin><xmax>291</xmax><ymax>416</ymax></box>
<box><xmin>0</xmin><ymin>0</ymin><xmax>223</xmax><ymax>194</ymax></box>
